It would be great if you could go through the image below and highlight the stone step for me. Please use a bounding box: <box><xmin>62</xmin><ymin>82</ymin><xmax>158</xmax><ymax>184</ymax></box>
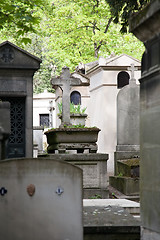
<box><xmin>83</xmin><ymin>201</ymin><xmax>140</xmax><ymax>240</ymax></box>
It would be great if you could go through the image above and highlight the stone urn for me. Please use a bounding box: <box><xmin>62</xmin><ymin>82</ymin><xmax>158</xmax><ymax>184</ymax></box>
<box><xmin>45</xmin><ymin>127</ymin><xmax>100</xmax><ymax>153</ymax></box>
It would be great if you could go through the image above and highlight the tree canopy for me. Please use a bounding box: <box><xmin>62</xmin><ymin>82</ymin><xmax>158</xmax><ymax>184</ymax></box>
<box><xmin>0</xmin><ymin>0</ymin><xmax>46</xmax><ymax>43</ymax></box>
<box><xmin>0</xmin><ymin>0</ymin><xmax>145</xmax><ymax>93</ymax></box>
<box><xmin>106</xmin><ymin>0</ymin><xmax>150</xmax><ymax>32</ymax></box>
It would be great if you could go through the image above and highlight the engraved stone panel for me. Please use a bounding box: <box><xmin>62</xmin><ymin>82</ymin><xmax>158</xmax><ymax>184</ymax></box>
<box><xmin>0</xmin><ymin>79</ymin><xmax>26</xmax><ymax>92</ymax></box>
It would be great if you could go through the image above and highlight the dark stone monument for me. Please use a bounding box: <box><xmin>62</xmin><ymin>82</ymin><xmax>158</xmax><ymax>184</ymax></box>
<box><xmin>0</xmin><ymin>101</ymin><xmax>10</xmax><ymax>160</ymax></box>
<box><xmin>130</xmin><ymin>1</ymin><xmax>160</xmax><ymax>239</ymax></box>
<box><xmin>0</xmin><ymin>41</ymin><xmax>41</xmax><ymax>158</ymax></box>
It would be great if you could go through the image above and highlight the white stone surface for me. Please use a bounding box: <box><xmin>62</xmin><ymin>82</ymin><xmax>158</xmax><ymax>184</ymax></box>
<box><xmin>83</xmin><ymin>199</ymin><xmax>140</xmax><ymax>215</ymax></box>
<box><xmin>83</xmin><ymin>199</ymin><xmax>140</xmax><ymax>208</ymax></box>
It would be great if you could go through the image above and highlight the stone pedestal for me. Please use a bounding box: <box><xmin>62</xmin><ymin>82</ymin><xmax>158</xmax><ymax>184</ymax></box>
<box><xmin>130</xmin><ymin>1</ymin><xmax>160</xmax><ymax>239</ymax></box>
<box><xmin>40</xmin><ymin>153</ymin><xmax>109</xmax><ymax>199</ymax></box>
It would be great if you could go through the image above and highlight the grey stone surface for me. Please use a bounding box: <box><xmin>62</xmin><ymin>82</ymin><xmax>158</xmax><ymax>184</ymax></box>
<box><xmin>117</xmin><ymin>76</ymin><xmax>140</xmax><ymax>149</ymax></box>
<box><xmin>114</xmin><ymin>66</ymin><xmax>140</xmax><ymax>177</ymax></box>
<box><xmin>141</xmin><ymin>227</ymin><xmax>160</xmax><ymax>240</ymax></box>
<box><xmin>83</xmin><ymin>199</ymin><xmax>140</xmax><ymax>215</ymax></box>
<box><xmin>83</xmin><ymin>205</ymin><xmax>140</xmax><ymax>240</ymax></box>
<box><xmin>129</xmin><ymin>1</ymin><xmax>160</xmax><ymax>239</ymax></box>
<box><xmin>33</xmin><ymin>126</ymin><xmax>44</xmax><ymax>152</ymax></box>
<box><xmin>0</xmin><ymin>158</ymin><xmax>83</xmax><ymax>240</ymax></box>
<box><xmin>129</xmin><ymin>0</ymin><xmax>160</xmax><ymax>42</ymax></box>
<box><xmin>44</xmin><ymin>153</ymin><xmax>108</xmax><ymax>194</ymax></box>
<box><xmin>109</xmin><ymin>176</ymin><xmax>139</xmax><ymax>196</ymax></box>
<box><xmin>0</xmin><ymin>41</ymin><xmax>41</xmax><ymax>158</ymax></box>
<box><xmin>0</xmin><ymin>101</ymin><xmax>10</xmax><ymax>160</ymax></box>
<box><xmin>51</xmin><ymin>67</ymin><xmax>82</xmax><ymax>126</ymax></box>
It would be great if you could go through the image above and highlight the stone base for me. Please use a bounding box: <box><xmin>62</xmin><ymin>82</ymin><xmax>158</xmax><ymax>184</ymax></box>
<box><xmin>114</xmin><ymin>151</ymin><xmax>140</xmax><ymax>175</ymax></box>
<box><xmin>84</xmin><ymin>204</ymin><xmax>140</xmax><ymax>240</ymax></box>
<box><xmin>42</xmin><ymin>153</ymin><xmax>109</xmax><ymax>195</ymax></box>
<box><xmin>83</xmin><ymin>188</ymin><xmax>109</xmax><ymax>199</ymax></box>
<box><xmin>141</xmin><ymin>227</ymin><xmax>160</xmax><ymax>240</ymax></box>
<box><xmin>109</xmin><ymin>176</ymin><xmax>139</xmax><ymax>196</ymax></box>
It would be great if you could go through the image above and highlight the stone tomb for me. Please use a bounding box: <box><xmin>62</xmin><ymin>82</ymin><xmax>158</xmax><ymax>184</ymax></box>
<box><xmin>115</xmin><ymin>64</ymin><xmax>140</xmax><ymax>164</ymax></box>
<box><xmin>130</xmin><ymin>1</ymin><xmax>160</xmax><ymax>239</ymax></box>
<box><xmin>0</xmin><ymin>41</ymin><xmax>41</xmax><ymax>158</ymax></box>
<box><xmin>0</xmin><ymin>158</ymin><xmax>83</xmax><ymax>240</ymax></box>
<box><xmin>110</xmin><ymin>65</ymin><xmax>140</xmax><ymax>196</ymax></box>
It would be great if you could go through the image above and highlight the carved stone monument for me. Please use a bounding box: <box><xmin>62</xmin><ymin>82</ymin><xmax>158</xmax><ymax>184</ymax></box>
<box><xmin>109</xmin><ymin>64</ymin><xmax>140</xmax><ymax>196</ymax></box>
<box><xmin>130</xmin><ymin>1</ymin><xmax>160</xmax><ymax>239</ymax></box>
<box><xmin>0</xmin><ymin>41</ymin><xmax>41</xmax><ymax>158</ymax></box>
<box><xmin>0</xmin><ymin>158</ymin><xmax>83</xmax><ymax>240</ymax></box>
<box><xmin>115</xmin><ymin>63</ymin><xmax>140</xmax><ymax>169</ymax></box>
<box><xmin>51</xmin><ymin>66</ymin><xmax>81</xmax><ymax>126</ymax></box>
<box><xmin>45</xmin><ymin>67</ymin><xmax>109</xmax><ymax>198</ymax></box>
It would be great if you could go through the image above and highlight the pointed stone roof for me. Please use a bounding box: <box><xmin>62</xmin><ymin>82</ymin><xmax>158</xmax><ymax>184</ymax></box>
<box><xmin>0</xmin><ymin>41</ymin><xmax>41</xmax><ymax>69</ymax></box>
<box><xmin>85</xmin><ymin>54</ymin><xmax>141</xmax><ymax>76</ymax></box>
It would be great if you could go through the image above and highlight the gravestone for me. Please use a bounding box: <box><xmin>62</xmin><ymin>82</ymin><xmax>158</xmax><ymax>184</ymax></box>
<box><xmin>130</xmin><ymin>1</ymin><xmax>160</xmax><ymax>239</ymax></box>
<box><xmin>115</xmin><ymin>63</ymin><xmax>140</xmax><ymax>169</ymax></box>
<box><xmin>110</xmin><ymin>64</ymin><xmax>140</xmax><ymax>196</ymax></box>
<box><xmin>0</xmin><ymin>41</ymin><xmax>41</xmax><ymax>158</ymax></box>
<box><xmin>0</xmin><ymin>158</ymin><xmax>83</xmax><ymax>240</ymax></box>
<box><xmin>51</xmin><ymin>66</ymin><xmax>81</xmax><ymax>126</ymax></box>
<box><xmin>33</xmin><ymin>126</ymin><xmax>44</xmax><ymax>154</ymax></box>
<box><xmin>0</xmin><ymin>101</ymin><xmax>10</xmax><ymax>160</ymax></box>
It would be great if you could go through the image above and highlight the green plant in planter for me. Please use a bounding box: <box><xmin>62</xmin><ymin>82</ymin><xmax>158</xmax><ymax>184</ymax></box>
<box><xmin>58</xmin><ymin>102</ymin><xmax>87</xmax><ymax>115</ymax></box>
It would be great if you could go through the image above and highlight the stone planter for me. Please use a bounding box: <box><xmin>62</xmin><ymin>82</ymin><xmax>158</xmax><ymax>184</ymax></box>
<box><xmin>58</xmin><ymin>113</ymin><xmax>87</xmax><ymax>126</ymax></box>
<box><xmin>45</xmin><ymin>127</ymin><xmax>100</xmax><ymax>153</ymax></box>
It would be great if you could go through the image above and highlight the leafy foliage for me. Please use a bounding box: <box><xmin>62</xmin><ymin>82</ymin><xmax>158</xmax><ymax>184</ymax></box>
<box><xmin>0</xmin><ymin>0</ymin><xmax>145</xmax><ymax>93</ymax></box>
<box><xmin>58</xmin><ymin>102</ymin><xmax>87</xmax><ymax>115</ymax></box>
<box><xmin>0</xmin><ymin>0</ymin><xmax>47</xmax><ymax>43</ymax></box>
<box><xmin>106</xmin><ymin>0</ymin><xmax>150</xmax><ymax>33</ymax></box>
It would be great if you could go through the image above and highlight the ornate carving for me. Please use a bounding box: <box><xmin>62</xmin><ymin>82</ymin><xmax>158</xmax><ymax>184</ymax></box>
<box><xmin>0</xmin><ymin>47</ymin><xmax>14</xmax><ymax>63</ymax></box>
<box><xmin>27</xmin><ymin>184</ymin><xmax>35</xmax><ymax>196</ymax></box>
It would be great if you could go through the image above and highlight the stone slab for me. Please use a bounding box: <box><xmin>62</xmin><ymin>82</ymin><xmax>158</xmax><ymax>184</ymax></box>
<box><xmin>0</xmin><ymin>158</ymin><xmax>83</xmax><ymax>240</ymax></box>
<box><xmin>83</xmin><ymin>205</ymin><xmax>140</xmax><ymax>240</ymax></box>
<box><xmin>83</xmin><ymin>199</ymin><xmax>140</xmax><ymax>215</ymax></box>
<box><xmin>141</xmin><ymin>227</ymin><xmax>160</xmax><ymax>240</ymax></box>
<box><xmin>83</xmin><ymin>188</ymin><xmax>109</xmax><ymax>199</ymax></box>
<box><xmin>109</xmin><ymin>176</ymin><xmax>139</xmax><ymax>196</ymax></box>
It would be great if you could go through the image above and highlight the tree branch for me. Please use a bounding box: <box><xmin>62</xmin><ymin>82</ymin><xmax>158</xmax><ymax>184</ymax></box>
<box><xmin>104</xmin><ymin>17</ymin><xmax>113</xmax><ymax>33</ymax></box>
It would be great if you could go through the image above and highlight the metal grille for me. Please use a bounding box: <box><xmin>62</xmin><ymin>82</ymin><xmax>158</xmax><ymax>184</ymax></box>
<box><xmin>40</xmin><ymin>114</ymin><xmax>49</xmax><ymax>127</ymax></box>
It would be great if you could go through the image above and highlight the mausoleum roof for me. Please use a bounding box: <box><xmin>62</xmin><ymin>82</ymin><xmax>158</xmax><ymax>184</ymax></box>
<box><xmin>85</xmin><ymin>54</ymin><xmax>141</xmax><ymax>76</ymax></box>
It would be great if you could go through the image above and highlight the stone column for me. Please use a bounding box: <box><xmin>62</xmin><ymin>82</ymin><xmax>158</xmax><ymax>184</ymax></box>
<box><xmin>130</xmin><ymin>1</ymin><xmax>160</xmax><ymax>239</ymax></box>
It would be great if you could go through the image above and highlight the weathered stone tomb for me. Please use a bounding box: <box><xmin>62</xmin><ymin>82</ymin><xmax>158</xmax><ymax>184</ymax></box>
<box><xmin>0</xmin><ymin>41</ymin><xmax>41</xmax><ymax>158</ymax></box>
